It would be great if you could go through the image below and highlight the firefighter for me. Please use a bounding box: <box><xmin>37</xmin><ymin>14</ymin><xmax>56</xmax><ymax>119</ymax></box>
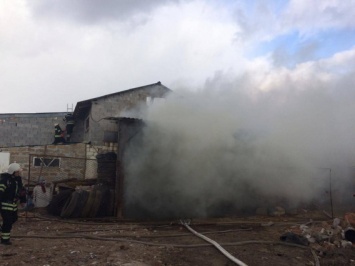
<box><xmin>53</xmin><ymin>123</ymin><xmax>65</xmax><ymax>144</ymax></box>
<box><xmin>0</xmin><ymin>163</ymin><xmax>26</xmax><ymax>245</ymax></box>
<box><xmin>63</xmin><ymin>113</ymin><xmax>75</xmax><ymax>142</ymax></box>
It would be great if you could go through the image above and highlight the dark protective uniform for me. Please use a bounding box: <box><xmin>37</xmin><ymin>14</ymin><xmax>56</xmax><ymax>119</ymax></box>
<box><xmin>53</xmin><ymin>124</ymin><xmax>65</xmax><ymax>144</ymax></box>
<box><xmin>0</xmin><ymin>173</ymin><xmax>26</xmax><ymax>244</ymax></box>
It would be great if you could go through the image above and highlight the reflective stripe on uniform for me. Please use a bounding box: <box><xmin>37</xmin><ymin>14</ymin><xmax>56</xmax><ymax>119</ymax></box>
<box><xmin>1</xmin><ymin>202</ymin><xmax>17</xmax><ymax>207</ymax></box>
<box><xmin>2</xmin><ymin>207</ymin><xmax>17</xmax><ymax>211</ymax></box>
<box><xmin>1</xmin><ymin>202</ymin><xmax>17</xmax><ymax>211</ymax></box>
<box><xmin>0</xmin><ymin>184</ymin><xmax>6</xmax><ymax>192</ymax></box>
<box><xmin>1</xmin><ymin>232</ymin><xmax>10</xmax><ymax>240</ymax></box>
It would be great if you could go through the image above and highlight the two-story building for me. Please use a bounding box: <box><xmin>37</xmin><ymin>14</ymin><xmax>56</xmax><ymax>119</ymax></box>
<box><xmin>0</xmin><ymin>81</ymin><xmax>171</xmax><ymax>217</ymax></box>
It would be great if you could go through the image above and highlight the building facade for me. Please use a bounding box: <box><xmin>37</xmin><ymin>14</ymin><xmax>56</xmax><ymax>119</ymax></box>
<box><xmin>0</xmin><ymin>82</ymin><xmax>171</xmax><ymax>218</ymax></box>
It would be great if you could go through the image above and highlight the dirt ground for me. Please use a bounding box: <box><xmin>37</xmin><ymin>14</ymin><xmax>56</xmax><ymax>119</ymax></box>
<box><xmin>1</xmin><ymin>209</ymin><xmax>354</xmax><ymax>266</ymax></box>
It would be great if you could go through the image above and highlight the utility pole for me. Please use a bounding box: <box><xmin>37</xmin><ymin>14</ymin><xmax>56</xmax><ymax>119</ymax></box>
<box><xmin>329</xmin><ymin>168</ymin><xmax>334</xmax><ymax>219</ymax></box>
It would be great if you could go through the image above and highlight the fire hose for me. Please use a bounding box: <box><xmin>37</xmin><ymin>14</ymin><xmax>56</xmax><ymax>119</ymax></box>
<box><xmin>16</xmin><ymin>216</ymin><xmax>318</xmax><ymax>265</ymax></box>
<box><xmin>180</xmin><ymin>220</ymin><xmax>248</xmax><ymax>266</ymax></box>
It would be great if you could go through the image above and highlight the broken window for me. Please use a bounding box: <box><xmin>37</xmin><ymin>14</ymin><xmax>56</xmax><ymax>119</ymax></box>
<box><xmin>33</xmin><ymin>157</ymin><xmax>60</xmax><ymax>167</ymax></box>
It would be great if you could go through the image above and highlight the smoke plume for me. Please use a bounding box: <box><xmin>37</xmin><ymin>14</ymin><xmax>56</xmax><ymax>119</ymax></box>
<box><xmin>124</xmin><ymin>68</ymin><xmax>355</xmax><ymax>219</ymax></box>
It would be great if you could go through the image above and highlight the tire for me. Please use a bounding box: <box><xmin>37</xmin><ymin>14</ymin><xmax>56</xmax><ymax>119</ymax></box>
<box><xmin>47</xmin><ymin>190</ymin><xmax>73</xmax><ymax>216</ymax></box>
<box><xmin>81</xmin><ymin>189</ymin><xmax>96</xmax><ymax>218</ymax></box>
<box><xmin>106</xmin><ymin>153</ymin><xmax>117</xmax><ymax>160</ymax></box>
<box><xmin>107</xmin><ymin>189</ymin><xmax>115</xmax><ymax>216</ymax></box>
<box><xmin>89</xmin><ymin>190</ymin><xmax>102</xmax><ymax>218</ymax></box>
<box><xmin>71</xmin><ymin>190</ymin><xmax>89</xmax><ymax>218</ymax></box>
<box><xmin>97</xmin><ymin>187</ymin><xmax>110</xmax><ymax>217</ymax></box>
<box><xmin>60</xmin><ymin>191</ymin><xmax>80</xmax><ymax>218</ymax></box>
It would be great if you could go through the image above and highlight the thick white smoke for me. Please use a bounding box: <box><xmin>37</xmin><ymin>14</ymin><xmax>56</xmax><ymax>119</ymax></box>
<box><xmin>123</xmin><ymin>68</ymin><xmax>355</xmax><ymax>219</ymax></box>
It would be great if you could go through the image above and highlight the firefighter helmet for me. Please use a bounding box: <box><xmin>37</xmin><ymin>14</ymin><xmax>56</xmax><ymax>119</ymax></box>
<box><xmin>7</xmin><ymin>163</ymin><xmax>22</xmax><ymax>174</ymax></box>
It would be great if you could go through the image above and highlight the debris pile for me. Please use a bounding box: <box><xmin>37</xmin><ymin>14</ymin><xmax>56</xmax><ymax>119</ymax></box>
<box><xmin>281</xmin><ymin>212</ymin><xmax>355</xmax><ymax>255</ymax></box>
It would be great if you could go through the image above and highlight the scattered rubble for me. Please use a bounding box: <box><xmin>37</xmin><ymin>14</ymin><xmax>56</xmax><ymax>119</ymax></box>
<box><xmin>282</xmin><ymin>212</ymin><xmax>355</xmax><ymax>260</ymax></box>
<box><xmin>5</xmin><ymin>209</ymin><xmax>355</xmax><ymax>265</ymax></box>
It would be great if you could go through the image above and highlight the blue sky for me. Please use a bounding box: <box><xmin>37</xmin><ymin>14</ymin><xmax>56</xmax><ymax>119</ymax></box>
<box><xmin>0</xmin><ymin>0</ymin><xmax>354</xmax><ymax>112</ymax></box>
<box><xmin>251</xmin><ymin>28</ymin><xmax>355</xmax><ymax>67</ymax></box>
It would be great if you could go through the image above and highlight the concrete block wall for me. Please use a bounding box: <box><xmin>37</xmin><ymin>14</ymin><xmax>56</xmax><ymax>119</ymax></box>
<box><xmin>70</xmin><ymin>118</ymin><xmax>85</xmax><ymax>143</ymax></box>
<box><xmin>0</xmin><ymin>84</ymin><xmax>170</xmax><ymax>148</ymax></box>
<box><xmin>86</xmin><ymin>145</ymin><xmax>98</xmax><ymax>179</ymax></box>
<box><xmin>85</xmin><ymin>143</ymin><xmax>118</xmax><ymax>179</ymax></box>
<box><xmin>1</xmin><ymin>143</ymin><xmax>87</xmax><ymax>183</ymax></box>
<box><xmin>1</xmin><ymin>140</ymin><xmax>118</xmax><ymax>184</ymax></box>
<box><xmin>0</xmin><ymin>113</ymin><xmax>68</xmax><ymax>147</ymax></box>
<box><xmin>86</xmin><ymin>85</ymin><xmax>167</xmax><ymax>146</ymax></box>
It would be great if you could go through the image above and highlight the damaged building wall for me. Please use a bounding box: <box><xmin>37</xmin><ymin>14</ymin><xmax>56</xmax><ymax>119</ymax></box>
<box><xmin>73</xmin><ymin>83</ymin><xmax>170</xmax><ymax>147</ymax></box>
<box><xmin>0</xmin><ymin>83</ymin><xmax>171</xmax><ymax>149</ymax></box>
<box><xmin>0</xmin><ymin>113</ymin><xmax>67</xmax><ymax>147</ymax></box>
<box><xmin>70</xmin><ymin>114</ymin><xmax>85</xmax><ymax>144</ymax></box>
<box><xmin>0</xmin><ymin>83</ymin><xmax>172</xmax><ymax>219</ymax></box>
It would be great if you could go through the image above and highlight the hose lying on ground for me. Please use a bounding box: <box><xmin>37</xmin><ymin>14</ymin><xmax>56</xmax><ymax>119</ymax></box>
<box><xmin>11</xmin><ymin>233</ymin><xmax>310</xmax><ymax>249</ymax></box>
<box><xmin>180</xmin><ymin>220</ymin><xmax>249</xmax><ymax>266</ymax></box>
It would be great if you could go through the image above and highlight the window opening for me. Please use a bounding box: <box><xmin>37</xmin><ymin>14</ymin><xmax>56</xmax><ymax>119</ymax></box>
<box><xmin>33</xmin><ymin>157</ymin><xmax>60</xmax><ymax>167</ymax></box>
<box><xmin>85</xmin><ymin>117</ymin><xmax>90</xmax><ymax>132</ymax></box>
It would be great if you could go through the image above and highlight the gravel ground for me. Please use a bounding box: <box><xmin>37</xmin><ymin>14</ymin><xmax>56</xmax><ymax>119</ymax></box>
<box><xmin>0</xmin><ymin>209</ymin><xmax>354</xmax><ymax>266</ymax></box>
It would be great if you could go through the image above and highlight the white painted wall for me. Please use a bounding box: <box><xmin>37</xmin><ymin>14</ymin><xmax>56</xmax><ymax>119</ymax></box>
<box><xmin>0</xmin><ymin>152</ymin><xmax>10</xmax><ymax>173</ymax></box>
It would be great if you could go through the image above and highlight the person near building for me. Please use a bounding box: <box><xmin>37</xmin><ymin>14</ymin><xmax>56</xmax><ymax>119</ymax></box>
<box><xmin>53</xmin><ymin>123</ymin><xmax>65</xmax><ymax>144</ymax></box>
<box><xmin>0</xmin><ymin>163</ymin><xmax>26</xmax><ymax>245</ymax></box>
<box><xmin>63</xmin><ymin>113</ymin><xmax>75</xmax><ymax>142</ymax></box>
<box><xmin>23</xmin><ymin>189</ymin><xmax>34</xmax><ymax>211</ymax></box>
<box><xmin>33</xmin><ymin>178</ymin><xmax>52</xmax><ymax>208</ymax></box>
